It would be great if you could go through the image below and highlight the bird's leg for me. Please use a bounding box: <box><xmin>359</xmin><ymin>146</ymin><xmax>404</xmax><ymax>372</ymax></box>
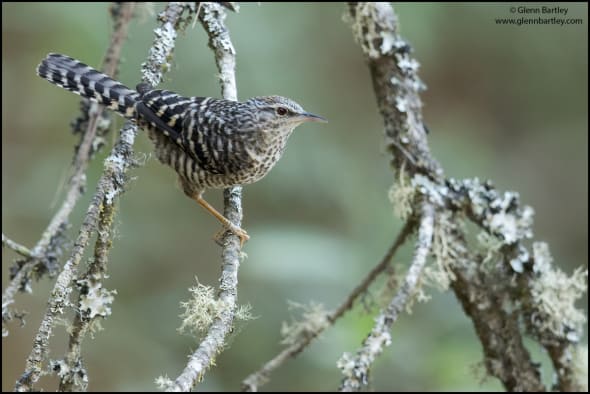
<box><xmin>193</xmin><ymin>194</ymin><xmax>249</xmax><ymax>246</ymax></box>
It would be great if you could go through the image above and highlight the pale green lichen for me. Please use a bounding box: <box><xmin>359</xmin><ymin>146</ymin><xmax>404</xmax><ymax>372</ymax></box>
<box><xmin>530</xmin><ymin>243</ymin><xmax>587</xmax><ymax>342</ymax></box>
<box><xmin>476</xmin><ymin>231</ymin><xmax>503</xmax><ymax>266</ymax></box>
<box><xmin>388</xmin><ymin>167</ymin><xmax>415</xmax><ymax>220</ymax></box>
<box><xmin>425</xmin><ymin>211</ymin><xmax>460</xmax><ymax>291</ymax></box>
<box><xmin>235</xmin><ymin>303</ymin><xmax>254</xmax><ymax>322</ymax></box>
<box><xmin>280</xmin><ymin>301</ymin><xmax>328</xmax><ymax>346</ymax></box>
<box><xmin>177</xmin><ymin>278</ymin><xmax>252</xmax><ymax>338</ymax></box>
<box><xmin>178</xmin><ymin>278</ymin><xmax>226</xmax><ymax>337</ymax></box>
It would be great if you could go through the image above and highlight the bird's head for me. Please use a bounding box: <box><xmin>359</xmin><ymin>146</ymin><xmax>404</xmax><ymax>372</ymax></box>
<box><xmin>246</xmin><ymin>96</ymin><xmax>327</xmax><ymax>137</ymax></box>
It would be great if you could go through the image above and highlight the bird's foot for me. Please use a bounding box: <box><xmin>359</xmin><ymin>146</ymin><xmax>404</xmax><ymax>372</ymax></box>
<box><xmin>213</xmin><ymin>225</ymin><xmax>249</xmax><ymax>247</ymax></box>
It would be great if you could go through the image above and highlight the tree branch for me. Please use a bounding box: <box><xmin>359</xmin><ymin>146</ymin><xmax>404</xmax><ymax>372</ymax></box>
<box><xmin>2</xmin><ymin>234</ymin><xmax>37</xmax><ymax>260</ymax></box>
<box><xmin>346</xmin><ymin>2</ymin><xmax>586</xmax><ymax>391</ymax></box>
<box><xmin>5</xmin><ymin>3</ymin><xmax>585</xmax><ymax>391</ymax></box>
<box><xmin>2</xmin><ymin>3</ymin><xmax>140</xmax><ymax>339</ymax></box>
<box><xmin>165</xmin><ymin>3</ymin><xmax>242</xmax><ymax>391</ymax></box>
<box><xmin>59</xmin><ymin>11</ymin><xmax>138</xmax><ymax>387</ymax></box>
<box><xmin>13</xmin><ymin>2</ymin><xmax>195</xmax><ymax>391</ymax></box>
<box><xmin>141</xmin><ymin>2</ymin><xmax>198</xmax><ymax>87</ymax></box>
<box><xmin>15</xmin><ymin>161</ymin><xmax>108</xmax><ymax>392</ymax></box>
<box><xmin>338</xmin><ymin>202</ymin><xmax>435</xmax><ymax>392</ymax></box>
<box><xmin>57</xmin><ymin>11</ymin><xmax>138</xmax><ymax>388</ymax></box>
<box><xmin>241</xmin><ymin>219</ymin><xmax>416</xmax><ymax>392</ymax></box>
<box><xmin>56</xmin><ymin>121</ymin><xmax>137</xmax><ymax>392</ymax></box>
<box><xmin>347</xmin><ymin>3</ymin><xmax>442</xmax><ymax>181</ymax></box>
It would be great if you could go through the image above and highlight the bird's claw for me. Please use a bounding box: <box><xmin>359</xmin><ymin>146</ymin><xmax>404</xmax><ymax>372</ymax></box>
<box><xmin>213</xmin><ymin>225</ymin><xmax>249</xmax><ymax>247</ymax></box>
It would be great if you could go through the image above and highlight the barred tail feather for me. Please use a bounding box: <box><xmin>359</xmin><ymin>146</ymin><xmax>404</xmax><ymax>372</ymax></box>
<box><xmin>36</xmin><ymin>53</ymin><xmax>139</xmax><ymax>118</ymax></box>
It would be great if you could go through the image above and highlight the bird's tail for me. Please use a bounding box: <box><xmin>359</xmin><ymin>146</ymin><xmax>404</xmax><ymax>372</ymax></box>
<box><xmin>36</xmin><ymin>53</ymin><xmax>140</xmax><ymax>118</ymax></box>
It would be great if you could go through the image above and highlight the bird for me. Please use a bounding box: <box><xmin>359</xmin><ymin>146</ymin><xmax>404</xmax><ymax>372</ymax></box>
<box><xmin>36</xmin><ymin>53</ymin><xmax>327</xmax><ymax>245</ymax></box>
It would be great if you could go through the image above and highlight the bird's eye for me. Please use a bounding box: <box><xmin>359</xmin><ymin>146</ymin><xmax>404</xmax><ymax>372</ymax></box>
<box><xmin>276</xmin><ymin>107</ymin><xmax>288</xmax><ymax>116</ymax></box>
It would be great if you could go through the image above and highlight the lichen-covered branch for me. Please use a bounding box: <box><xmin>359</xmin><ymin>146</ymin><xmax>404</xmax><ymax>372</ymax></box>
<box><xmin>241</xmin><ymin>219</ymin><xmax>416</xmax><ymax>392</ymax></box>
<box><xmin>142</xmin><ymin>2</ymin><xmax>198</xmax><ymax>86</ymax></box>
<box><xmin>2</xmin><ymin>4</ymin><xmax>139</xmax><ymax>339</ymax></box>
<box><xmin>59</xmin><ymin>9</ymin><xmax>137</xmax><ymax>386</ymax></box>
<box><xmin>55</xmin><ymin>124</ymin><xmax>136</xmax><ymax>392</ymax></box>
<box><xmin>102</xmin><ymin>3</ymin><xmax>136</xmax><ymax>76</ymax></box>
<box><xmin>13</xmin><ymin>2</ymin><xmax>195</xmax><ymax>391</ymax></box>
<box><xmin>338</xmin><ymin>202</ymin><xmax>434</xmax><ymax>392</ymax></box>
<box><xmin>164</xmin><ymin>3</ymin><xmax>242</xmax><ymax>391</ymax></box>
<box><xmin>14</xmin><ymin>162</ymin><xmax>109</xmax><ymax>392</ymax></box>
<box><xmin>346</xmin><ymin>3</ymin><xmax>442</xmax><ymax>181</ymax></box>
<box><xmin>13</xmin><ymin>4</ymin><xmax>135</xmax><ymax>391</ymax></box>
<box><xmin>347</xmin><ymin>2</ymin><xmax>586</xmax><ymax>392</ymax></box>
<box><xmin>58</xmin><ymin>2</ymin><xmax>196</xmax><ymax>391</ymax></box>
<box><xmin>521</xmin><ymin>244</ymin><xmax>587</xmax><ymax>392</ymax></box>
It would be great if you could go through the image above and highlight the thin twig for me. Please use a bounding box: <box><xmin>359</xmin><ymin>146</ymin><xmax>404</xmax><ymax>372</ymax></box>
<box><xmin>338</xmin><ymin>202</ymin><xmax>435</xmax><ymax>392</ymax></box>
<box><xmin>2</xmin><ymin>234</ymin><xmax>37</xmax><ymax>260</ymax></box>
<box><xmin>241</xmin><ymin>219</ymin><xmax>416</xmax><ymax>392</ymax></box>
<box><xmin>101</xmin><ymin>2</ymin><xmax>136</xmax><ymax>77</ymax></box>
<box><xmin>166</xmin><ymin>3</ymin><xmax>242</xmax><ymax>391</ymax></box>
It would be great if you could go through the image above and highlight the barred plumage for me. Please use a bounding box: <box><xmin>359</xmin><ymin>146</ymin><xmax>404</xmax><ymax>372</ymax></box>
<box><xmin>37</xmin><ymin>53</ymin><xmax>140</xmax><ymax>117</ymax></box>
<box><xmin>37</xmin><ymin>53</ymin><xmax>327</xmax><ymax>243</ymax></box>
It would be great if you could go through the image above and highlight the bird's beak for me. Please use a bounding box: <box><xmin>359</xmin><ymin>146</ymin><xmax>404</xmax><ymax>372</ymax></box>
<box><xmin>299</xmin><ymin>112</ymin><xmax>328</xmax><ymax>123</ymax></box>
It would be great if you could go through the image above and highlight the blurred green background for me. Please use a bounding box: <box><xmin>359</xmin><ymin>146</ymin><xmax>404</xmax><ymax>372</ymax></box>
<box><xmin>2</xmin><ymin>2</ymin><xmax>587</xmax><ymax>391</ymax></box>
